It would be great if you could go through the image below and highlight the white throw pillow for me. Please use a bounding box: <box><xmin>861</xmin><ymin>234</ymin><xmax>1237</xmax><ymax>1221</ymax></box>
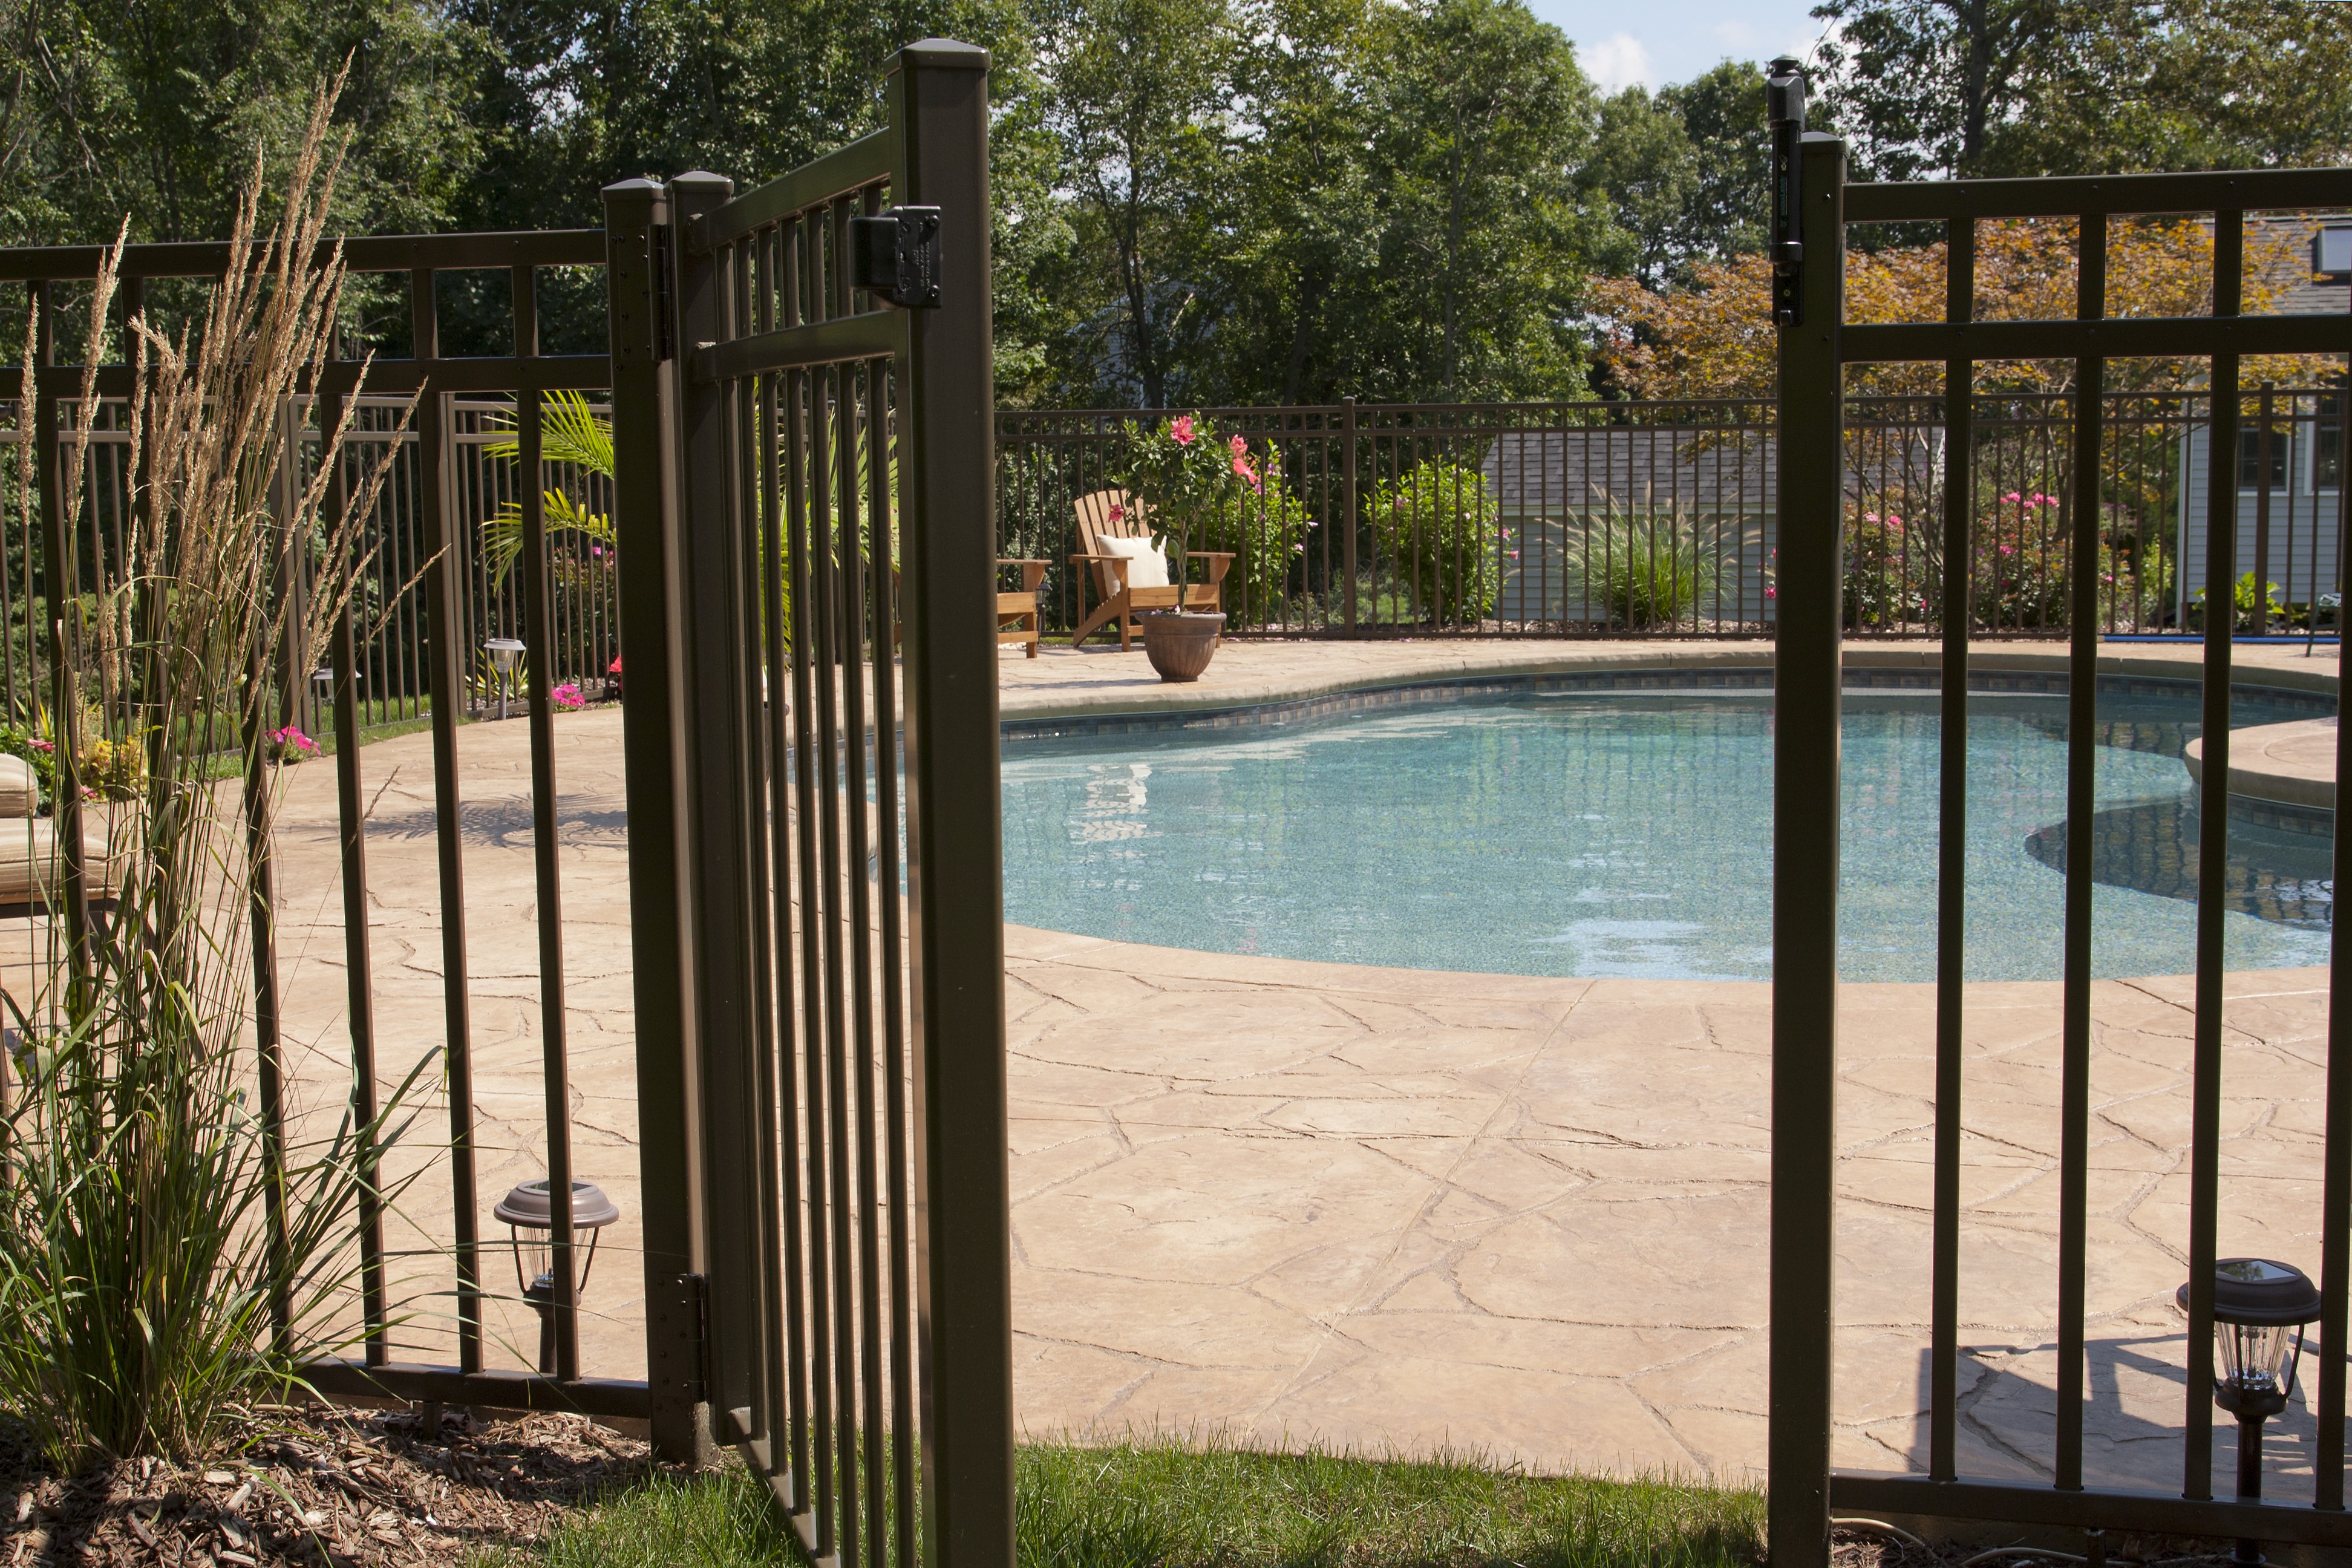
<box><xmin>1097</xmin><ymin>534</ymin><xmax>1171</xmax><ymax>589</ymax></box>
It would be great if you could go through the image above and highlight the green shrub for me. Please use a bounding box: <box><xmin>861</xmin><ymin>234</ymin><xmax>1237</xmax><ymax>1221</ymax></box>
<box><xmin>1369</xmin><ymin>458</ymin><xmax>1501</xmax><ymax>626</ymax></box>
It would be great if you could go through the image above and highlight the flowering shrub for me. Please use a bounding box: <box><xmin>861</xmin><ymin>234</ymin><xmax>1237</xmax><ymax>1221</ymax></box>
<box><xmin>1846</xmin><ymin>508</ymin><xmax>1929</xmax><ymax>629</ymax></box>
<box><xmin>1369</xmin><ymin>459</ymin><xmax>1502</xmax><ymax>626</ymax></box>
<box><xmin>550</xmin><ymin>681</ymin><xmax>587</xmax><ymax>711</ymax></box>
<box><xmin>1118</xmin><ymin>413</ymin><xmax>1306</xmax><ymax>627</ymax></box>
<box><xmin>264</xmin><ymin>725</ymin><xmax>320</xmax><ymax>765</ymax></box>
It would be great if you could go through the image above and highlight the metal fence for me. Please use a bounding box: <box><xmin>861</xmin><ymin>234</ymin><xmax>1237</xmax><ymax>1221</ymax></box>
<box><xmin>998</xmin><ymin>389</ymin><xmax>2347</xmax><ymax>641</ymax></box>
<box><xmin>0</xmin><ymin>393</ymin><xmax>621</xmax><ymax>739</ymax></box>
<box><xmin>1771</xmin><ymin>137</ymin><xmax>2352</xmax><ymax>1563</ymax></box>
<box><xmin>0</xmin><ymin>228</ymin><xmax>637</xmax><ymax>1421</ymax></box>
<box><xmin>616</xmin><ymin>38</ymin><xmax>1016</xmax><ymax>1561</ymax></box>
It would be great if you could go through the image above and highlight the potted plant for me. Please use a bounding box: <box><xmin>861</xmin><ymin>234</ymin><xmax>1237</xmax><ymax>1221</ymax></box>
<box><xmin>1120</xmin><ymin>412</ymin><xmax>1266</xmax><ymax>681</ymax></box>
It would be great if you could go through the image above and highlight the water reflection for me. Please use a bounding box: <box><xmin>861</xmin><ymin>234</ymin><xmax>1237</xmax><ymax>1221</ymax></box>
<box><xmin>2024</xmin><ymin>800</ymin><xmax>2333</xmax><ymax>929</ymax></box>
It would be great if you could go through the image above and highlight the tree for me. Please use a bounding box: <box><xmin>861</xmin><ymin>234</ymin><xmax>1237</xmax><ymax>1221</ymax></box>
<box><xmin>1027</xmin><ymin>0</ymin><xmax>1235</xmax><ymax>407</ymax></box>
<box><xmin>1811</xmin><ymin>0</ymin><xmax>2352</xmax><ymax>180</ymax></box>
<box><xmin>1355</xmin><ymin>0</ymin><xmax>1606</xmax><ymax>400</ymax></box>
<box><xmin>1201</xmin><ymin>0</ymin><xmax>1383</xmax><ymax>405</ymax></box>
<box><xmin>0</xmin><ymin>0</ymin><xmax>484</xmax><ymax>245</ymax></box>
<box><xmin>1592</xmin><ymin>218</ymin><xmax>2299</xmax><ymax>400</ymax></box>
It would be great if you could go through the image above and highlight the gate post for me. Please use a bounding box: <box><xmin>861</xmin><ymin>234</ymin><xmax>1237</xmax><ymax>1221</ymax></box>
<box><xmin>1769</xmin><ymin>126</ymin><xmax>1845</xmax><ymax>1568</ymax></box>
<box><xmin>604</xmin><ymin>174</ymin><xmax>717</xmax><ymax>1466</ymax></box>
<box><xmin>891</xmin><ymin>38</ymin><xmax>1018</xmax><ymax>1568</ymax></box>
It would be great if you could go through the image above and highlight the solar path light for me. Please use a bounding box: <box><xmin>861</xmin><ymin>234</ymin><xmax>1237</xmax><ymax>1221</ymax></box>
<box><xmin>483</xmin><ymin>636</ymin><xmax>526</xmax><ymax>720</ymax></box>
<box><xmin>2177</xmin><ymin>1258</ymin><xmax>2324</xmax><ymax>1567</ymax></box>
<box><xmin>495</xmin><ymin>1178</ymin><xmax>619</xmax><ymax>1375</ymax></box>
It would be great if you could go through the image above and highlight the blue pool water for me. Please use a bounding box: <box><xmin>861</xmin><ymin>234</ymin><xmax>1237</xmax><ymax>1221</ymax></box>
<box><xmin>998</xmin><ymin>681</ymin><xmax>2335</xmax><ymax>982</ymax></box>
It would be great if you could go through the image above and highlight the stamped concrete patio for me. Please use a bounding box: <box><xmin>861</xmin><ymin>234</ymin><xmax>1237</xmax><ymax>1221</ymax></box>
<box><xmin>198</xmin><ymin>637</ymin><xmax>2347</xmax><ymax>1491</ymax></box>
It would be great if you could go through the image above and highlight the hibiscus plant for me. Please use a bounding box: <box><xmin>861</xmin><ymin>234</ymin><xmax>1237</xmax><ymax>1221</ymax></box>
<box><xmin>1117</xmin><ymin>412</ymin><xmax>1266</xmax><ymax>613</ymax></box>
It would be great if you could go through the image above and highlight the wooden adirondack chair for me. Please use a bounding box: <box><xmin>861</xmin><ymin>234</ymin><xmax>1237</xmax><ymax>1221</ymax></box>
<box><xmin>890</xmin><ymin>558</ymin><xmax>1052</xmax><ymax>656</ymax></box>
<box><xmin>1068</xmin><ymin>489</ymin><xmax>1233</xmax><ymax>651</ymax></box>
<box><xmin>998</xmin><ymin>558</ymin><xmax>1051</xmax><ymax>657</ymax></box>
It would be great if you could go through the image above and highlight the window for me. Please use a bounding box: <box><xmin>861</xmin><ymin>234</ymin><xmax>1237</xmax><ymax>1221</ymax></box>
<box><xmin>2238</xmin><ymin>423</ymin><xmax>2288</xmax><ymax>490</ymax></box>
<box><xmin>2317</xmin><ymin>227</ymin><xmax>2352</xmax><ymax>278</ymax></box>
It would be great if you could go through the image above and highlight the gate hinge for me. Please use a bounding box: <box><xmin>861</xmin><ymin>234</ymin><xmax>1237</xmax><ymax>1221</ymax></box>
<box><xmin>653</xmin><ymin>227</ymin><xmax>678</xmax><ymax>362</ymax></box>
<box><xmin>676</xmin><ymin>1271</ymin><xmax>708</xmax><ymax>1403</ymax></box>
<box><xmin>849</xmin><ymin>207</ymin><xmax>942</xmax><ymax>309</ymax></box>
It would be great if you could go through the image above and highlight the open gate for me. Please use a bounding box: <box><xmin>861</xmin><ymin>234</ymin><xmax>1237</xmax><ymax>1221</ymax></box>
<box><xmin>1767</xmin><ymin>65</ymin><xmax>2352</xmax><ymax>1567</ymax></box>
<box><xmin>606</xmin><ymin>39</ymin><xmax>1014</xmax><ymax>1568</ymax></box>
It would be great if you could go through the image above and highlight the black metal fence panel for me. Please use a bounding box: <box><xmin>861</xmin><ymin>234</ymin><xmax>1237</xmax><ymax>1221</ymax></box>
<box><xmin>0</xmin><ymin>233</ymin><xmax>640</xmax><ymax>1420</ymax></box>
<box><xmin>1772</xmin><ymin>136</ymin><xmax>2352</xmax><ymax>1565</ymax></box>
<box><xmin>615</xmin><ymin>38</ymin><xmax>1015</xmax><ymax>1568</ymax></box>
<box><xmin>998</xmin><ymin>391</ymin><xmax>2343</xmax><ymax>642</ymax></box>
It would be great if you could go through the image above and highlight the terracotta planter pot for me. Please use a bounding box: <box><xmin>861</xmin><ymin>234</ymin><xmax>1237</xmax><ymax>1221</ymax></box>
<box><xmin>1139</xmin><ymin>611</ymin><xmax>1226</xmax><ymax>683</ymax></box>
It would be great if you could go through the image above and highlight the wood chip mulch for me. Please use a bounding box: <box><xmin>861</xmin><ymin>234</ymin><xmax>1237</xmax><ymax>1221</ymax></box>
<box><xmin>0</xmin><ymin>1403</ymin><xmax>659</xmax><ymax>1567</ymax></box>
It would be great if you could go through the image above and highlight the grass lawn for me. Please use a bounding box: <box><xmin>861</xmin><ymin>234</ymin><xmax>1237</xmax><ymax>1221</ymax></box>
<box><xmin>480</xmin><ymin>1439</ymin><xmax>1763</xmax><ymax>1568</ymax></box>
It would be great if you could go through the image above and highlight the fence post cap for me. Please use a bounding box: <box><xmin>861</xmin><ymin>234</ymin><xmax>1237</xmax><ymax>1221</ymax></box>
<box><xmin>894</xmin><ymin>37</ymin><xmax>990</xmax><ymax>70</ymax></box>
<box><xmin>601</xmin><ymin>177</ymin><xmax>662</xmax><ymax>200</ymax></box>
<box><xmin>667</xmin><ymin>171</ymin><xmax>734</xmax><ymax>200</ymax></box>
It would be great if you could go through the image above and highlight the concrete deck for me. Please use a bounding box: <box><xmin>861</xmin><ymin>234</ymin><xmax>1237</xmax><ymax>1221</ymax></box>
<box><xmin>33</xmin><ymin>635</ymin><xmax>2345</xmax><ymax>1492</ymax></box>
<box><xmin>2186</xmin><ymin>717</ymin><xmax>2338</xmax><ymax>812</ymax></box>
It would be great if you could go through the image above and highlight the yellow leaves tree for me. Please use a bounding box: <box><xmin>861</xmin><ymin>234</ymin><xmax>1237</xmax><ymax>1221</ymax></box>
<box><xmin>1592</xmin><ymin>218</ymin><xmax>2309</xmax><ymax>400</ymax></box>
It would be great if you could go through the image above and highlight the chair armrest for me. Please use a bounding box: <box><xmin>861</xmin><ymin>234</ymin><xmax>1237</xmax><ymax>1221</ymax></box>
<box><xmin>1001</xmin><ymin>558</ymin><xmax>1050</xmax><ymax>591</ymax></box>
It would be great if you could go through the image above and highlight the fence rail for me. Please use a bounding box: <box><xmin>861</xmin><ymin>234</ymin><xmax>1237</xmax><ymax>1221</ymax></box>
<box><xmin>998</xmin><ymin>389</ymin><xmax>2347</xmax><ymax>642</ymax></box>
<box><xmin>0</xmin><ymin>231</ymin><xmax>636</xmax><ymax>1422</ymax></box>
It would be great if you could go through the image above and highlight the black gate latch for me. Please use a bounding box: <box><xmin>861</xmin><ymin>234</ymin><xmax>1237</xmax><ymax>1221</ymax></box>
<box><xmin>850</xmin><ymin>207</ymin><xmax>942</xmax><ymax>309</ymax></box>
<box><xmin>1766</xmin><ymin>57</ymin><xmax>1806</xmax><ymax>327</ymax></box>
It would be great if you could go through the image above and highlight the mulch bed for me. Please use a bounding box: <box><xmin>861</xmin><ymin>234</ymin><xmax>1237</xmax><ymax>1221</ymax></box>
<box><xmin>0</xmin><ymin>1403</ymin><xmax>658</xmax><ymax>1566</ymax></box>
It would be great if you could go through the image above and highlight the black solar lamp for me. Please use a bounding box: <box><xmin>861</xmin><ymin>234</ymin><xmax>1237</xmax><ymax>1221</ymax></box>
<box><xmin>497</xmin><ymin>1178</ymin><xmax>619</xmax><ymax>1374</ymax></box>
<box><xmin>2177</xmin><ymin>1258</ymin><xmax>2324</xmax><ymax>1566</ymax></box>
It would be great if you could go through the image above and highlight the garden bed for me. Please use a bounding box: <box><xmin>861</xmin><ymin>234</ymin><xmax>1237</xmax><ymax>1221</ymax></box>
<box><xmin>0</xmin><ymin>1403</ymin><xmax>654</xmax><ymax>1566</ymax></box>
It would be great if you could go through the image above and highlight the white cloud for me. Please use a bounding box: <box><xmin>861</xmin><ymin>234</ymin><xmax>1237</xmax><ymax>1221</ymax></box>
<box><xmin>1579</xmin><ymin>32</ymin><xmax>1656</xmax><ymax>92</ymax></box>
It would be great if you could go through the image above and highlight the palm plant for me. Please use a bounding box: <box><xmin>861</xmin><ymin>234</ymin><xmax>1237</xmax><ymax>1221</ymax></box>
<box><xmin>479</xmin><ymin>390</ymin><xmax>616</xmax><ymax>588</ymax></box>
<box><xmin>0</xmin><ymin>79</ymin><xmax>426</xmax><ymax>1468</ymax></box>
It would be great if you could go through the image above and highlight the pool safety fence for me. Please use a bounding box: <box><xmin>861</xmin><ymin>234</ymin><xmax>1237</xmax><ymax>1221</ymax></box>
<box><xmin>998</xmin><ymin>387</ymin><xmax>2347</xmax><ymax>643</ymax></box>
<box><xmin>0</xmin><ymin>390</ymin><xmax>622</xmax><ymax>742</ymax></box>
<box><xmin>1771</xmin><ymin>130</ymin><xmax>2352</xmax><ymax>1567</ymax></box>
<box><xmin>0</xmin><ymin>38</ymin><xmax>1021</xmax><ymax>1568</ymax></box>
<box><xmin>0</xmin><ymin>226</ymin><xmax>637</xmax><ymax>1423</ymax></box>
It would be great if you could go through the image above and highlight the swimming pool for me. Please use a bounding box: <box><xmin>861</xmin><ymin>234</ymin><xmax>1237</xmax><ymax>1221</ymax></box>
<box><xmin>999</xmin><ymin>676</ymin><xmax>2334</xmax><ymax>982</ymax></box>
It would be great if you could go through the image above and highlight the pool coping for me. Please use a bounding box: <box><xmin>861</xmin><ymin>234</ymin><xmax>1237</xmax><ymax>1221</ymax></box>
<box><xmin>996</xmin><ymin>641</ymin><xmax>2342</xmax><ymax>725</ymax></box>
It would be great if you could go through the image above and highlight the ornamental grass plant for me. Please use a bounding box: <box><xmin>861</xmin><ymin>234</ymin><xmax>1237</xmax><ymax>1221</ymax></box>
<box><xmin>1560</xmin><ymin>497</ymin><xmax>1722</xmax><ymax>631</ymax></box>
<box><xmin>0</xmin><ymin>77</ymin><xmax>427</xmax><ymax>1469</ymax></box>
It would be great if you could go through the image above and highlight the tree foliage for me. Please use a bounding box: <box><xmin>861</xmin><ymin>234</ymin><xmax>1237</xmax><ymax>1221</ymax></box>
<box><xmin>1593</xmin><ymin>217</ymin><xmax>2309</xmax><ymax>400</ymax></box>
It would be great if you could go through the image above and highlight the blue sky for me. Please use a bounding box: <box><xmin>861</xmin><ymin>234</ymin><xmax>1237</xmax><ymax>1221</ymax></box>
<box><xmin>1525</xmin><ymin>0</ymin><xmax>1835</xmax><ymax>93</ymax></box>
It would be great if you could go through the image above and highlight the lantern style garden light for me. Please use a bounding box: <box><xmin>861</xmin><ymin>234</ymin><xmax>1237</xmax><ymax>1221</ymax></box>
<box><xmin>2177</xmin><ymin>1258</ymin><xmax>2324</xmax><ymax>1566</ymax></box>
<box><xmin>484</xmin><ymin>637</ymin><xmax>526</xmax><ymax>720</ymax></box>
<box><xmin>495</xmin><ymin>1178</ymin><xmax>619</xmax><ymax>1374</ymax></box>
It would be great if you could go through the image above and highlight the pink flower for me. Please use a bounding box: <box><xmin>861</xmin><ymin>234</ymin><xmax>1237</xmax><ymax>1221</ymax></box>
<box><xmin>1766</xmin><ymin>586</ymin><xmax>1777</xmax><ymax>599</ymax></box>
<box><xmin>1508</xmin><ymin>551</ymin><xmax>1520</xmax><ymax>560</ymax></box>
<box><xmin>610</xmin><ymin>655</ymin><xmax>623</xmax><ymax>675</ymax></box>
<box><xmin>1999</xmin><ymin>544</ymin><xmax>2016</xmax><ymax>557</ymax></box>
<box><xmin>1887</xmin><ymin>515</ymin><xmax>1904</xmax><ymax>529</ymax></box>
<box><xmin>1108</xmin><ymin>502</ymin><xmax>1125</xmax><ymax>523</ymax></box>
<box><xmin>591</xmin><ymin>546</ymin><xmax>606</xmax><ymax>558</ymax></box>
<box><xmin>1229</xmin><ymin>433</ymin><xmax>1248</xmax><ymax>457</ymax></box>
<box><xmin>551</xmin><ymin>681</ymin><xmax>587</xmax><ymax>711</ymax></box>
<box><xmin>29</xmin><ymin>739</ymin><xmax>51</xmax><ymax>753</ymax></box>
<box><xmin>2002</xmin><ymin>491</ymin><xmax>2022</xmax><ymax>504</ymax></box>
<box><xmin>1864</xmin><ymin>512</ymin><xmax>1880</xmax><ymax>523</ymax></box>
<box><xmin>1170</xmin><ymin>415</ymin><xmax>1197</xmax><ymax>446</ymax></box>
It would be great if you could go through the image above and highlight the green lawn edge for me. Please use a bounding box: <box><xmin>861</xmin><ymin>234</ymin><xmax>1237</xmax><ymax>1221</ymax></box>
<box><xmin>477</xmin><ymin>1438</ymin><xmax>1764</xmax><ymax>1568</ymax></box>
